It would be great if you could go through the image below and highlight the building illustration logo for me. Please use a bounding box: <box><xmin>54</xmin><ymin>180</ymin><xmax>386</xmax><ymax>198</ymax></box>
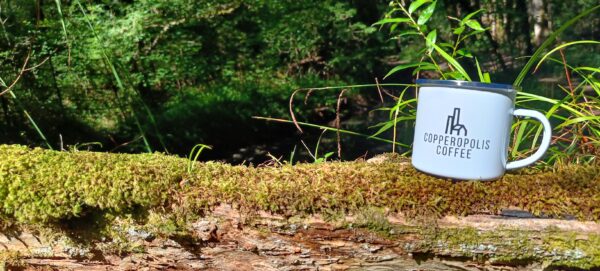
<box><xmin>445</xmin><ymin>108</ymin><xmax>468</xmax><ymax>136</ymax></box>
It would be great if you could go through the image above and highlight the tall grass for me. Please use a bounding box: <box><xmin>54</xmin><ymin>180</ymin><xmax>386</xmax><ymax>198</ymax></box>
<box><xmin>513</xmin><ymin>43</ymin><xmax>600</xmax><ymax>164</ymax></box>
<box><xmin>54</xmin><ymin>0</ymin><xmax>70</xmax><ymax>65</ymax></box>
<box><xmin>263</xmin><ymin>2</ymin><xmax>600</xmax><ymax>164</ymax></box>
<box><xmin>75</xmin><ymin>0</ymin><xmax>168</xmax><ymax>153</ymax></box>
<box><xmin>255</xmin><ymin>83</ymin><xmax>414</xmax><ymax>156</ymax></box>
<box><xmin>0</xmin><ymin>54</ymin><xmax>53</xmax><ymax>149</ymax></box>
<box><xmin>7</xmin><ymin>90</ymin><xmax>53</xmax><ymax>149</ymax></box>
<box><xmin>187</xmin><ymin>143</ymin><xmax>211</xmax><ymax>173</ymax></box>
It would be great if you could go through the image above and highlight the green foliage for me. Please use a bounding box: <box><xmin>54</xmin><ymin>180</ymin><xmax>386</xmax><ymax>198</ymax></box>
<box><xmin>0</xmin><ymin>0</ymin><xmax>598</xmax><ymax>164</ymax></box>
<box><xmin>0</xmin><ymin>145</ymin><xmax>184</xmax><ymax>223</ymax></box>
<box><xmin>0</xmin><ymin>0</ymin><xmax>392</xmax><ymax>153</ymax></box>
<box><xmin>368</xmin><ymin>1</ymin><xmax>600</xmax><ymax>164</ymax></box>
<box><xmin>187</xmin><ymin>144</ymin><xmax>211</xmax><ymax>173</ymax></box>
<box><xmin>375</xmin><ymin>1</ymin><xmax>484</xmax><ymax>80</ymax></box>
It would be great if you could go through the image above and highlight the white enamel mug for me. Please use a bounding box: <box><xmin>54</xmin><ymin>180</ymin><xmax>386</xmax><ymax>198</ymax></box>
<box><xmin>411</xmin><ymin>79</ymin><xmax>552</xmax><ymax>180</ymax></box>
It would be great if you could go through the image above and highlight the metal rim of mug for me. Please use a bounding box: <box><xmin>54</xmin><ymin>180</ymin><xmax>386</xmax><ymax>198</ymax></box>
<box><xmin>415</xmin><ymin>79</ymin><xmax>519</xmax><ymax>99</ymax></box>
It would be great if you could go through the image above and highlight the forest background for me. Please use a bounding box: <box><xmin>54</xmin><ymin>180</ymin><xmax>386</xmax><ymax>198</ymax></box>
<box><xmin>0</xmin><ymin>0</ymin><xmax>598</xmax><ymax>163</ymax></box>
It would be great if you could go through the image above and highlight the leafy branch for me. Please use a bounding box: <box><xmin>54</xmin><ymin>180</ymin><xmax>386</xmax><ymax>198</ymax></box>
<box><xmin>374</xmin><ymin>0</ymin><xmax>493</xmax><ymax>82</ymax></box>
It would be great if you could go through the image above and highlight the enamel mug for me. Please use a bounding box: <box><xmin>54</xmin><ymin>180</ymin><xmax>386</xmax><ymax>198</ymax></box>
<box><xmin>411</xmin><ymin>79</ymin><xmax>552</xmax><ymax>180</ymax></box>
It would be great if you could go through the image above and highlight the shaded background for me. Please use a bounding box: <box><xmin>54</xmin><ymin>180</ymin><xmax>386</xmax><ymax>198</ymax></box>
<box><xmin>0</xmin><ymin>0</ymin><xmax>598</xmax><ymax>163</ymax></box>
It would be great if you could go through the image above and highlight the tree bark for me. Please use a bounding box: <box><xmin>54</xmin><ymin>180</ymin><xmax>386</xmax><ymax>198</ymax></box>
<box><xmin>515</xmin><ymin>0</ymin><xmax>534</xmax><ymax>55</ymax></box>
<box><xmin>1</xmin><ymin>204</ymin><xmax>599</xmax><ymax>270</ymax></box>
<box><xmin>530</xmin><ymin>0</ymin><xmax>550</xmax><ymax>46</ymax></box>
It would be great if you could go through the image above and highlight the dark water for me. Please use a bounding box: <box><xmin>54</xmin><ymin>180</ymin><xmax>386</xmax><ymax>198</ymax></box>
<box><xmin>212</xmin><ymin>90</ymin><xmax>417</xmax><ymax>165</ymax></box>
<box><xmin>210</xmin><ymin>73</ymin><xmax>571</xmax><ymax>165</ymax></box>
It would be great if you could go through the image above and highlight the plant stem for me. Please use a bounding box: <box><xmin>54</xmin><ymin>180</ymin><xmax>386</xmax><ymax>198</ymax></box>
<box><xmin>397</xmin><ymin>2</ymin><xmax>447</xmax><ymax>78</ymax></box>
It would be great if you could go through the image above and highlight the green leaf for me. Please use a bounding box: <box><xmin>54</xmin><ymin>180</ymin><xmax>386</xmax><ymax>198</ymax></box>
<box><xmin>371</xmin><ymin>121</ymin><xmax>395</xmax><ymax>137</ymax></box>
<box><xmin>426</xmin><ymin>30</ymin><xmax>437</xmax><ymax>52</ymax></box>
<box><xmin>438</xmin><ymin>42</ymin><xmax>453</xmax><ymax>48</ymax></box>
<box><xmin>431</xmin><ymin>43</ymin><xmax>471</xmax><ymax>81</ymax></box>
<box><xmin>483</xmin><ymin>72</ymin><xmax>491</xmax><ymax>83</ymax></box>
<box><xmin>516</xmin><ymin>92</ymin><xmax>584</xmax><ymax>117</ymax></box>
<box><xmin>511</xmin><ymin>121</ymin><xmax>529</xmax><ymax>157</ymax></box>
<box><xmin>456</xmin><ymin>49</ymin><xmax>473</xmax><ymax>58</ymax></box>
<box><xmin>385</xmin><ymin>8</ymin><xmax>401</xmax><ymax>18</ymax></box>
<box><xmin>373</xmin><ymin>18</ymin><xmax>411</xmax><ymax>26</ymax></box>
<box><xmin>395</xmin><ymin>30</ymin><xmax>420</xmax><ymax>38</ymax></box>
<box><xmin>556</xmin><ymin>116</ymin><xmax>600</xmax><ymax>129</ymax></box>
<box><xmin>412</xmin><ymin>63</ymin><xmax>438</xmax><ymax>75</ymax></box>
<box><xmin>370</xmin><ymin>116</ymin><xmax>416</xmax><ymax>137</ymax></box>
<box><xmin>475</xmin><ymin>58</ymin><xmax>485</xmax><ymax>82</ymax></box>
<box><xmin>384</xmin><ymin>63</ymin><xmax>423</xmax><ymax>79</ymax></box>
<box><xmin>533</xmin><ymin>40</ymin><xmax>600</xmax><ymax>72</ymax></box>
<box><xmin>445</xmin><ymin>70</ymin><xmax>467</xmax><ymax>80</ymax></box>
<box><xmin>409</xmin><ymin>0</ymin><xmax>431</xmax><ymax>14</ymax></box>
<box><xmin>417</xmin><ymin>1</ymin><xmax>436</xmax><ymax>25</ymax></box>
<box><xmin>464</xmin><ymin>19</ymin><xmax>484</xmax><ymax>31</ymax></box>
<box><xmin>475</xmin><ymin>58</ymin><xmax>491</xmax><ymax>83</ymax></box>
<box><xmin>463</xmin><ymin>29</ymin><xmax>486</xmax><ymax>39</ymax></box>
<box><xmin>453</xmin><ymin>25</ymin><xmax>465</xmax><ymax>35</ymax></box>
<box><xmin>572</xmin><ymin>66</ymin><xmax>600</xmax><ymax>73</ymax></box>
<box><xmin>461</xmin><ymin>9</ymin><xmax>485</xmax><ymax>23</ymax></box>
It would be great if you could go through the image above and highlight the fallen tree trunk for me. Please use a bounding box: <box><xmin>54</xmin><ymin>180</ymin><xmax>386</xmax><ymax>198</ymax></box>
<box><xmin>0</xmin><ymin>145</ymin><xmax>598</xmax><ymax>270</ymax></box>
<box><xmin>2</xmin><ymin>204</ymin><xmax>600</xmax><ymax>270</ymax></box>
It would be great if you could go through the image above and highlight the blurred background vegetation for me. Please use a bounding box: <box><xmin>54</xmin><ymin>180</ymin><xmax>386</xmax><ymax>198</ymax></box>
<box><xmin>0</xmin><ymin>0</ymin><xmax>598</xmax><ymax>163</ymax></box>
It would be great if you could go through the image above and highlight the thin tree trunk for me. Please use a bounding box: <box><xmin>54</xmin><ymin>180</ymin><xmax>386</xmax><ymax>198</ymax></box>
<box><xmin>36</xmin><ymin>0</ymin><xmax>44</xmax><ymax>25</ymax></box>
<box><xmin>49</xmin><ymin>57</ymin><xmax>66</xmax><ymax>114</ymax></box>
<box><xmin>504</xmin><ymin>0</ymin><xmax>515</xmax><ymax>62</ymax></box>
<box><xmin>1</xmin><ymin>96</ymin><xmax>10</xmax><ymax>127</ymax></box>
<box><xmin>530</xmin><ymin>0</ymin><xmax>549</xmax><ymax>46</ymax></box>
<box><xmin>515</xmin><ymin>0</ymin><xmax>533</xmax><ymax>55</ymax></box>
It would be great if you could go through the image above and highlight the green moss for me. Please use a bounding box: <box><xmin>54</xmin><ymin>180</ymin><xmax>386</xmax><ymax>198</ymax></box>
<box><xmin>0</xmin><ymin>250</ymin><xmax>23</xmax><ymax>269</ymax></box>
<box><xmin>0</xmin><ymin>144</ymin><xmax>599</xmax><ymax>225</ymax></box>
<box><xmin>541</xmin><ymin>231</ymin><xmax>600</xmax><ymax>269</ymax></box>
<box><xmin>352</xmin><ymin>206</ymin><xmax>394</xmax><ymax>235</ymax></box>
<box><xmin>400</xmin><ymin>226</ymin><xmax>600</xmax><ymax>269</ymax></box>
<box><xmin>0</xmin><ymin>141</ymin><xmax>596</xmax><ymax>268</ymax></box>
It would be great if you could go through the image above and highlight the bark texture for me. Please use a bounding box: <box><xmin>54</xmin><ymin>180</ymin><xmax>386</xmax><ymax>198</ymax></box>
<box><xmin>1</xmin><ymin>204</ymin><xmax>599</xmax><ymax>270</ymax></box>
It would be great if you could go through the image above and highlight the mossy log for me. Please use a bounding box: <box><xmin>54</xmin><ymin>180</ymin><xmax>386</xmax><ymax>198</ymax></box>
<box><xmin>0</xmin><ymin>145</ymin><xmax>599</xmax><ymax>270</ymax></box>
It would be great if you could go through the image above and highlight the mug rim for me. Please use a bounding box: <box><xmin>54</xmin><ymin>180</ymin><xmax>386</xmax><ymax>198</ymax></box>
<box><xmin>416</xmin><ymin>79</ymin><xmax>520</xmax><ymax>96</ymax></box>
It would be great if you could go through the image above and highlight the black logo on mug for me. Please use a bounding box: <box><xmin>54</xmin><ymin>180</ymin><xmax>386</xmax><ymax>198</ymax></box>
<box><xmin>445</xmin><ymin>108</ymin><xmax>467</xmax><ymax>136</ymax></box>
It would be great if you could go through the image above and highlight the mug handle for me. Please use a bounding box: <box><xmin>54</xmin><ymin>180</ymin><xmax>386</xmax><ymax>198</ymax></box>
<box><xmin>506</xmin><ymin>109</ymin><xmax>552</xmax><ymax>170</ymax></box>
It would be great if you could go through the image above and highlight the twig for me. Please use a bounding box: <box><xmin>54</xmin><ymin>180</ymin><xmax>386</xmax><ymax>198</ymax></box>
<box><xmin>24</xmin><ymin>56</ymin><xmax>50</xmax><ymax>72</ymax></box>
<box><xmin>304</xmin><ymin>89</ymin><xmax>314</xmax><ymax>105</ymax></box>
<box><xmin>109</xmin><ymin>135</ymin><xmax>143</xmax><ymax>152</ymax></box>
<box><xmin>289</xmin><ymin>89</ymin><xmax>305</xmax><ymax>133</ymax></box>
<box><xmin>300</xmin><ymin>140</ymin><xmax>316</xmax><ymax>160</ymax></box>
<box><xmin>375</xmin><ymin>77</ymin><xmax>384</xmax><ymax>104</ymax></box>
<box><xmin>380</xmin><ymin>87</ymin><xmax>399</xmax><ymax>100</ymax></box>
<box><xmin>262</xmin><ymin>153</ymin><xmax>283</xmax><ymax>167</ymax></box>
<box><xmin>149</xmin><ymin>18</ymin><xmax>187</xmax><ymax>51</ymax></box>
<box><xmin>335</xmin><ymin>89</ymin><xmax>348</xmax><ymax>158</ymax></box>
<box><xmin>559</xmin><ymin>48</ymin><xmax>574</xmax><ymax>95</ymax></box>
<box><xmin>0</xmin><ymin>53</ymin><xmax>31</xmax><ymax>97</ymax></box>
<box><xmin>0</xmin><ymin>52</ymin><xmax>50</xmax><ymax>98</ymax></box>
